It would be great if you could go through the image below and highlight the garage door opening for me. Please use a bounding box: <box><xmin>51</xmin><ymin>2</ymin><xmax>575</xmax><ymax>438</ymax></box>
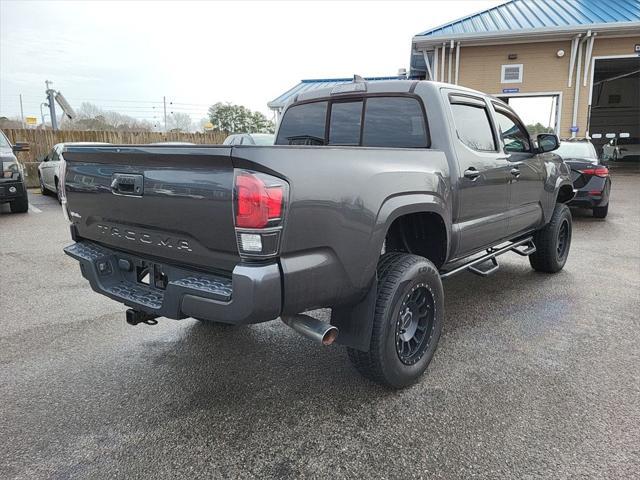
<box><xmin>498</xmin><ymin>94</ymin><xmax>559</xmax><ymax>135</ymax></box>
<box><xmin>589</xmin><ymin>56</ymin><xmax>640</xmax><ymax>161</ymax></box>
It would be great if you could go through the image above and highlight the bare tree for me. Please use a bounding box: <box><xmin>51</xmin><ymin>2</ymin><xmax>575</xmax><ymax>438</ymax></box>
<box><xmin>62</xmin><ymin>102</ymin><xmax>153</xmax><ymax>131</ymax></box>
<box><xmin>166</xmin><ymin>112</ymin><xmax>194</xmax><ymax>132</ymax></box>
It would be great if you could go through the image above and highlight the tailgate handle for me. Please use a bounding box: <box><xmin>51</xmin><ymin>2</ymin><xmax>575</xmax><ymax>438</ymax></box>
<box><xmin>111</xmin><ymin>173</ymin><xmax>143</xmax><ymax>196</ymax></box>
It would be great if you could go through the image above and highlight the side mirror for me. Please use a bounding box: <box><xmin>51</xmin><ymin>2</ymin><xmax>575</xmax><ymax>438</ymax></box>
<box><xmin>537</xmin><ymin>133</ymin><xmax>559</xmax><ymax>153</ymax></box>
<box><xmin>12</xmin><ymin>142</ymin><xmax>30</xmax><ymax>153</ymax></box>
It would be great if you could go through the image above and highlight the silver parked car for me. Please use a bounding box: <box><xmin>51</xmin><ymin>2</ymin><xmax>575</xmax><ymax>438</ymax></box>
<box><xmin>222</xmin><ymin>133</ymin><xmax>274</xmax><ymax>146</ymax></box>
<box><xmin>602</xmin><ymin>137</ymin><xmax>640</xmax><ymax>161</ymax></box>
<box><xmin>38</xmin><ymin>142</ymin><xmax>110</xmax><ymax>202</ymax></box>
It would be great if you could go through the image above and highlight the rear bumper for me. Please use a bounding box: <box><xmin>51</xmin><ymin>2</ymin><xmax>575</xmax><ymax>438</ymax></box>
<box><xmin>0</xmin><ymin>180</ymin><xmax>26</xmax><ymax>202</ymax></box>
<box><xmin>64</xmin><ymin>241</ymin><xmax>282</xmax><ymax>324</ymax></box>
<box><xmin>569</xmin><ymin>177</ymin><xmax>610</xmax><ymax>208</ymax></box>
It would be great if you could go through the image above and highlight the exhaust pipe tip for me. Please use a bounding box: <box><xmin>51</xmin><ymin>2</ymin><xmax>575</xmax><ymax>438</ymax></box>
<box><xmin>321</xmin><ymin>326</ymin><xmax>338</xmax><ymax>346</ymax></box>
<box><xmin>282</xmin><ymin>314</ymin><xmax>338</xmax><ymax>346</ymax></box>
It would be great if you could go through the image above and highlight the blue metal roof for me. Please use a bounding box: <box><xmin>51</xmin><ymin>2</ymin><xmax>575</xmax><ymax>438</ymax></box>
<box><xmin>416</xmin><ymin>0</ymin><xmax>640</xmax><ymax>38</ymax></box>
<box><xmin>268</xmin><ymin>76</ymin><xmax>400</xmax><ymax>110</ymax></box>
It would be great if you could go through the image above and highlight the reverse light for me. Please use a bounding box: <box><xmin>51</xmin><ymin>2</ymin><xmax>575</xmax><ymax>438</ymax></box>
<box><xmin>239</xmin><ymin>233</ymin><xmax>262</xmax><ymax>252</ymax></box>
<box><xmin>233</xmin><ymin>169</ymin><xmax>288</xmax><ymax>258</ymax></box>
<box><xmin>579</xmin><ymin>167</ymin><xmax>609</xmax><ymax>178</ymax></box>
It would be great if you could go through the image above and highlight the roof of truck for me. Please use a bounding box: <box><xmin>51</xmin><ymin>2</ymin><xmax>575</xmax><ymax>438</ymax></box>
<box><xmin>282</xmin><ymin>79</ymin><xmax>494</xmax><ymax>106</ymax></box>
<box><xmin>268</xmin><ymin>76</ymin><xmax>402</xmax><ymax>110</ymax></box>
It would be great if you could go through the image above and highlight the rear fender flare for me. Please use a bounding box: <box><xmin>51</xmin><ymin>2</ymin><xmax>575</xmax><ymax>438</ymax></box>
<box><xmin>364</xmin><ymin>194</ymin><xmax>450</xmax><ymax>286</ymax></box>
<box><xmin>335</xmin><ymin>194</ymin><xmax>450</xmax><ymax>352</ymax></box>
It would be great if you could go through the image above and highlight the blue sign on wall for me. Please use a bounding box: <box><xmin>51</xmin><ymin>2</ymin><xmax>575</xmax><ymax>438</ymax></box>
<box><xmin>570</xmin><ymin>126</ymin><xmax>579</xmax><ymax>133</ymax></box>
<box><xmin>502</xmin><ymin>88</ymin><xmax>520</xmax><ymax>93</ymax></box>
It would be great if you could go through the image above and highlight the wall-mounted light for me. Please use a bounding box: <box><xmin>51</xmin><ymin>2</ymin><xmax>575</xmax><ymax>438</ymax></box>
<box><xmin>557</xmin><ymin>49</ymin><xmax>565</xmax><ymax>58</ymax></box>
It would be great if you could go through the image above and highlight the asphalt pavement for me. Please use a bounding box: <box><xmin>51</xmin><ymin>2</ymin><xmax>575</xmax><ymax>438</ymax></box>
<box><xmin>1</xmin><ymin>165</ymin><xmax>639</xmax><ymax>479</ymax></box>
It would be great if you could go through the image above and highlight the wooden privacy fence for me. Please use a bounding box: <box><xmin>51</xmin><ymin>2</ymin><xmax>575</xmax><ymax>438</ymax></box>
<box><xmin>3</xmin><ymin>129</ymin><xmax>227</xmax><ymax>187</ymax></box>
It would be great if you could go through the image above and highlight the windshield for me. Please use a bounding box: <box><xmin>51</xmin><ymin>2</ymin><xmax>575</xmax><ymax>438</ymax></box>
<box><xmin>251</xmin><ymin>134</ymin><xmax>274</xmax><ymax>146</ymax></box>
<box><xmin>0</xmin><ymin>131</ymin><xmax>10</xmax><ymax>147</ymax></box>
<box><xmin>556</xmin><ymin>142</ymin><xmax>597</xmax><ymax>160</ymax></box>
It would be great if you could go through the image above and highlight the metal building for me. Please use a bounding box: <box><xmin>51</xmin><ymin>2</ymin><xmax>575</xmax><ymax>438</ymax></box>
<box><xmin>409</xmin><ymin>0</ymin><xmax>640</xmax><ymax>148</ymax></box>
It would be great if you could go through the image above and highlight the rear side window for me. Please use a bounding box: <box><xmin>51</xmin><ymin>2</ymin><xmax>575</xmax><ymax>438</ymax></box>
<box><xmin>362</xmin><ymin>97</ymin><xmax>427</xmax><ymax>148</ymax></box>
<box><xmin>329</xmin><ymin>101</ymin><xmax>362</xmax><ymax>145</ymax></box>
<box><xmin>276</xmin><ymin>96</ymin><xmax>429</xmax><ymax>148</ymax></box>
<box><xmin>276</xmin><ymin>101</ymin><xmax>327</xmax><ymax>145</ymax></box>
<box><xmin>450</xmin><ymin>103</ymin><xmax>496</xmax><ymax>152</ymax></box>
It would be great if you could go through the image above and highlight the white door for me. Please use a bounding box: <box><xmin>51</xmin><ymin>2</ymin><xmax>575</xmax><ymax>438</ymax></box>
<box><xmin>42</xmin><ymin>147</ymin><xmax>60</xmax><ymax>189</ymax></box>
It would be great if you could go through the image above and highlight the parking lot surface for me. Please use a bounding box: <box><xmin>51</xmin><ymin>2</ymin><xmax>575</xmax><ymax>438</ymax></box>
<box><xmin>1</xmin><ymin>165</ymin><xmax>639</xmax><ymax>479</ymax></box>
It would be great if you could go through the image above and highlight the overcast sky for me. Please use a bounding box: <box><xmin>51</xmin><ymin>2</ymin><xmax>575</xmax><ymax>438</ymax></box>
<box><xmin>1</xmin><ymin>0</ymin><xmax>504</xmax><ymax>126</ymax></box>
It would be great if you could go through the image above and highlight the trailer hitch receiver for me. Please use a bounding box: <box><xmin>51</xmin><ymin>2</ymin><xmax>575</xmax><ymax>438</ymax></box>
<box><xmin>125</xmin><ymin>308</ymin><xmax>158</xmax><ymax>326</ymax></box>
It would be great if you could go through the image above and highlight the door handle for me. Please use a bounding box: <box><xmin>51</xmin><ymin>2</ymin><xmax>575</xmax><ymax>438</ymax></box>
<box><xmin>464</xmin><ymin>168</ymin><xmax>480</xmax><ymax>180</ymax></box>
<box><xmin>510</xmin><ymin>167</ymin><xmax>521</xmax><ymax>178</ymax></box>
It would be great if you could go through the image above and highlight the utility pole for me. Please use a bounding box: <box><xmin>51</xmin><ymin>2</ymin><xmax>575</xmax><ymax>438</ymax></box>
<box><xmin>40</xmin><ymin>103</ymin><xmax>48</xmax><ymax>125</ymax></box>
<box><xmin>163</xmin><ymin>96</ymin><xmax>167</xmax><ymax>132</ymax></box>
<box><xmin>19</xmin><ymin>94</ymin><xmax>25</xmax><ymax>127</ymax></box>
<box><xmin>45</xmin><ymin>80</ymin><xmax>58</xmax><ymax>130</ymax></box>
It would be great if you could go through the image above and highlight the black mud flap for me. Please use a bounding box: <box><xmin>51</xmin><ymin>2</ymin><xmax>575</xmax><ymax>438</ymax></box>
<box><xmin>330</xmin><ymin>277</ymin><xmax>377</xmax><ymax>352</ymax></box>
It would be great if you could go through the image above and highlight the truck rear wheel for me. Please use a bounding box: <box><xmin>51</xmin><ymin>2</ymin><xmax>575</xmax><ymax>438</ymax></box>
<box><xmin>347</xmin><ymin>252</ymin><xmax>444</xmax><ymax>389</ymax></box>
<box><xmin>529</xmin><ymin>203</ymin><xmax>572</xmax><ymax>273</ymax></box>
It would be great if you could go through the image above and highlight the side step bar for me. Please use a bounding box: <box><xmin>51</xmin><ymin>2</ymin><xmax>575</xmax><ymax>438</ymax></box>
<box><xmin>441</xmin><ymin>236</ymin><xmax>536</xmax><ymax>280</ymax></box>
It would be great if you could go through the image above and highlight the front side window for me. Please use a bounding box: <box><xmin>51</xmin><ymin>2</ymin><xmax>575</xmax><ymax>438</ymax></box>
<box><xmin>450</xmin><ymin>103</ymin><xmax>496</xmax><ymax>152</ymax></box>
<box><xmin>276</xmin><ymin>101</ymin><xmax>328</xmax><ymax>145</ymax></box>
<box><xmin>494</xmin><ymin>110</ymin><xmax>530</xmax><ymax>153</ymax></box>
<box><xmin>0</xmin><ymin>132</ymin><xmax>10</xmax><ymax>147</ymax></box>
<box><xmin>329</xmin><ymin>101</ymin><xmax>362</xmax><ymax>145</ymax></box>
<box><xmin>49</xmin><ymin>149</ymin><xmax>60</xmax><ymax>162</ymax></box>
<box><xmin>362</xmin><ymin>97</ymin><xmax>427</xmax><ymax>148</ymax></box>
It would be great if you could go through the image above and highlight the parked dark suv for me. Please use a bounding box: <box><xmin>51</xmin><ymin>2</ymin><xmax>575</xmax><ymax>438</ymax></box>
<box><xmin>0</xmin><ymin>130</ymin><xmax>29</xmax><ymax>213</ymax></box>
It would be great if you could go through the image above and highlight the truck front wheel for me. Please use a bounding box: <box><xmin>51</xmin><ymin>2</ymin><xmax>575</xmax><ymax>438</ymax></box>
<box><xmin>10</xmin><ymin>195</ymin><xmax>29</xmax><ymax>213</ymax></box>
<box><xmin>529</xmin><ymin>203</ymin><xmax>572</xmax><ymax>273</ymax></box>
<box><xmin>348</xmin><ymin>252</ymin><xmax>444</xmax><ymax>389</ymax></box>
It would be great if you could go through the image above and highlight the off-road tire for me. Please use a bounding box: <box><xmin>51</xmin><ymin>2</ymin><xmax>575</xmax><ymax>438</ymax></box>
<box><xmin>593</xmin><ymin>204</ymin><xmax>608</xmax><ymax>219</ymax></box>
<box><xmin>529</xmin><ymin>203</ymin><xmax>572</xmax><ymax>273</ymax></box>
<box><xmin>348</xmin><ymin>252</ymin><xmax>444</xmax><ymax>389</ymax></box>
<box><xmin>10</xmin><ymin>195</ymin><xmax>29</xmax><ymax>213</ymax></box>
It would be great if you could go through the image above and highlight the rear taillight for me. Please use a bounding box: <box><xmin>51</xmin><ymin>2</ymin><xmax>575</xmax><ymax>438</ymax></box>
<box><xmin>233</xmin><ymin>169</ymin><xmax>288</xmax><ymax>258</ymax></box>
<box><xmin>235</xmin><ymin>172</ymin><xmax>283</xmax><ymax>228</ymax></box>
<box><xmin>580</xmin><ymin>167</ymin><xmax>609</xmax><ymax>178</ymax></box>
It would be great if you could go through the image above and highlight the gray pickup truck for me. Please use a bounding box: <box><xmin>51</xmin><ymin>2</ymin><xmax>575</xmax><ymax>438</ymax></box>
<box><xmin>61</xmin><ymin>80</ymin><xmax>574</xmax><ymax>388</ymax></box>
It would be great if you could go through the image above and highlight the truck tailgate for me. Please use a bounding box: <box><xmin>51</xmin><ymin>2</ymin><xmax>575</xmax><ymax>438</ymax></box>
<box><xmin>62</xmin><ymin>145</ymin><xmax>239</xmax><ymax>273</ymax></box>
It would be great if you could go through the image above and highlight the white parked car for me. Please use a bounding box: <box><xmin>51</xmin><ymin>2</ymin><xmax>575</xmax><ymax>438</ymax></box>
<box><xmin>38</xmin><ymin>142</ymin><xmax>109</xmax><ymax>201</ymax></box>
<box><xmin>222</xmin><ymin>133</ymin><xmax>274</xmax><ymax>145</ymax></box>
<box><xmin>602</xmin><ymin>137</ymin><xmax>640</xmax><ymax>161</ymax></box>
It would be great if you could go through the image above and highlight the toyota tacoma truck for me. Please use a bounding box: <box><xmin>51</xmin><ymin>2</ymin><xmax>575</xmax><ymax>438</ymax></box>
<box><xmin>61</xmin><ymin>80</ymin><xmax>575</xmax><ymax>388</ymax></box>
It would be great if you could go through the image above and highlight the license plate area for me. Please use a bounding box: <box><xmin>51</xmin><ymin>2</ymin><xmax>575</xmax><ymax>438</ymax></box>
<box><xmin>136</xmin><ymin>261</ymin><xmax>168</xmax><ymax>290</ymax></box>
